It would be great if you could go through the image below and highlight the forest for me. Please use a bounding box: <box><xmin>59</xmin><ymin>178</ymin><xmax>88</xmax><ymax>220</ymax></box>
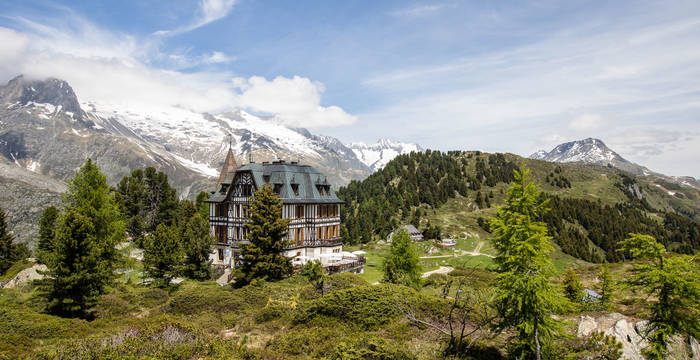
<box><xmin>338</xmin><ymin>150</ymin><xmax>700</xmax><ymax>263</ymax></box>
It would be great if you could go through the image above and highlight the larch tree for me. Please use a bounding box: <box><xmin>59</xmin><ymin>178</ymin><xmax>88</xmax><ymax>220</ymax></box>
<box><xmin>563</xmin><ymin>268</ymin><xmax>584</xmax><ymax>302</ymax></box>
<box><xmin>489</xmin><ymin>167</ymin><xmax>564</xmax><ymax>360</ymax></box>
<box><xmin>383</xmin><ymin>228</ymin><xmax>422</xmax><ymax>289</ymax></box>
<box><xmin>38</xmin><ymin>159</ymin><xmax>125</xmax><ymax>317</ymax></box>
<box><xmin>235</xmin><ymin>185</ymin><xmax>291</xmax><ymax>287</ymax></box>
<box><xmin>618</xmin><ymin>233</ymin><xmax>700</xmax><ymax>359</ymax></box>
<box><xmin>597</xmin><ymin>264</ymin><xmax>616</xmax><ymax>309</ymax></box>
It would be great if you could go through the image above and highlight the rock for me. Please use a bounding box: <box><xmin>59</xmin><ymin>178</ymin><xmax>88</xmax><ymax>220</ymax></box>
<box><xmin>2</xmin><ymin>263</ymin><xmax>47</xmax><ymax>288</ymax></box>
<box><xmin>220</xmin><ymin>328</ymin><xmax>236</xmax><ymax>339</ymax></box>
<box><xmin>604</xmin><ymin>319</ymin><xmax>648</xmax><ymax>360</ymax></box>
<box><xmin>690</xmin><ymin>336</ymin><xmax>700</xmax><ymax>359</ymax></box>
<box><xmin>577</xmin><ymin>315</ymin><xmax>597</xmax><ymax>337</ymax></box>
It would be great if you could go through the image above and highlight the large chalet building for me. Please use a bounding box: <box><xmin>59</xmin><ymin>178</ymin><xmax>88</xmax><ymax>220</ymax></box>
<box><xmin>205</xmin><ymin>148</ymin><xmax>364</xmax><ymax>274</ymax></box>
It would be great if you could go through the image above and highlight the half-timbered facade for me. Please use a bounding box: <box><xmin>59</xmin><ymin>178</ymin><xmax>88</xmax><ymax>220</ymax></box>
<box><xmin>206</xmin><ymin>158</ymin><xmax>363</xmax><ymax>273</ymax></box>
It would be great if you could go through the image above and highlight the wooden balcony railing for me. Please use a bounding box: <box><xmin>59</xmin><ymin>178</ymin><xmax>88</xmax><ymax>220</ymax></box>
<box><xmin>285</xmin><ymin>237</ymin><xmax>343</xmax><ymax>250</ymax></box>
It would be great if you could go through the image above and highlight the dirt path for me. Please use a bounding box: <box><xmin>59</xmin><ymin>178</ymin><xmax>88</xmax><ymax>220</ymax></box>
<box><xmin>458</xmin><ymin>241</ymin><xmax>495</xmax><ymax>258</ymax></box>
<box><xmin>422</xmin><ymin>266</ymin><xmax>454</xmax><ymax>278</ymax></box>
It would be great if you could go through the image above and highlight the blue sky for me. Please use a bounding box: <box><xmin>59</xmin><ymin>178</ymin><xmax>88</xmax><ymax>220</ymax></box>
<box><xmin>1</xmin><ymin>0</ymin><xmax>700</xmax><ymax>177</ymax></box>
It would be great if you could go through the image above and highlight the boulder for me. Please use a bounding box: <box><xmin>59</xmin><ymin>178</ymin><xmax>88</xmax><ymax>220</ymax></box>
<box><xmin>2</xmin><ymin>263</ymin><xmax>47</xmax><ymax>289</ymax></box>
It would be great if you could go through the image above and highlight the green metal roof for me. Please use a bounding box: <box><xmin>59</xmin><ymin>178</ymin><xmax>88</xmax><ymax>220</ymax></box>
<box><xmin>206</xmin><ymin>160</ymin><xmax>344</xmax><ymax>204</ymax></box>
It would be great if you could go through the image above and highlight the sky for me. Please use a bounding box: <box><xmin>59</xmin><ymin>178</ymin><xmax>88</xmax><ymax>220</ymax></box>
<box><xmin>0</xmin><ymin>0</ymin><xmax>699</xmax><ymax>178</ymax></box>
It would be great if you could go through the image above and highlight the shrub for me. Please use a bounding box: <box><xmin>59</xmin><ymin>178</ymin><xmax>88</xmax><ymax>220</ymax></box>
<box><xmin>294</xmin><ymin>284</ymin><xmax>443</xmax><ymax>330</ymax></box>
<box><xmin>324</xmin><ymin>272</ymin><xmax>368</xmax><ymax>292</ymax></box>
<box><xmin>45</xmin><ymin>321</ymin><xmax>259</xmax><ymax>360</ymax></box>
<box><xmin>329</xmin><ymin>333</ymin><xmax>417</xmax><ymax>360</ymax></box>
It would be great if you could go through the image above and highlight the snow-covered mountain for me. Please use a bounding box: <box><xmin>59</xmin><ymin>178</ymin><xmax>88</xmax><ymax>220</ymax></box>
<box><xmin>530</xmin><ymin>138</ymin><xmax>700</xmax><ymax>189</ymax></box>
<box><xmin>349</xmin><ymin>139</ymin><xmax>423</xmax><ymax>172</ymax></box>
<box><xmin>0</xmin><ymin>75</ymin><xmax>376</xmax><ymax>192</ymax></box>
<box><xmin>530</xmin><ymin>138</ymin><xmax>628</xmax><ymax>165</ymax></box>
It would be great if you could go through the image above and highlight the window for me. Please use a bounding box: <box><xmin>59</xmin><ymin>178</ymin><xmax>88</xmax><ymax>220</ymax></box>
<box><xmin>295</xmin><ymin>228</ymin><xmax>304</xmax><ymax>246</ymax></box>
<box><xmin>291</xmin><ymin>183</ymin><xmax>299</xmax><ymax>196</ymax></box>
<box><xmin>263</xmin><ymin>175</ymin><xmax>270</xmax><ymax>184</ymax></box>
<box><xmin>296</xmin><ymin>205</ymin><xmax>304</xmax><ymax>219</ymax></box>
<box><xmin>218</xmin><ymin>248</ymin><xmax>224</xmax><ymax>261</ymax></box>
<box><xmin>273</xmin><ymin>184</ymin><xmax>283</xmax><ymax>194</ymax></box>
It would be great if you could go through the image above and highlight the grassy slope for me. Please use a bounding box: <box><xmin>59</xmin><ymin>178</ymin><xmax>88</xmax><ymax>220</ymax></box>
<box><xmin>1</xmin><ymin>257</ymin><xmax>654</xmax><ymax>359</ymax></box>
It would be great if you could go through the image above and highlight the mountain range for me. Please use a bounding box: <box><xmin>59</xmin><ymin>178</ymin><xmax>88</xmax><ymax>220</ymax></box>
<box><xmin>0</xmin><ymin>75</ymin><xmax>420</xmax><ymax>245</ymax></box>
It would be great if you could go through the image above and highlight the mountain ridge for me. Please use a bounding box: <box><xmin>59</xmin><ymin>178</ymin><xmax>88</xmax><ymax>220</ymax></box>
<box><xmin>530</xmin><ymin>137</ymin><xmax>700</xmax><ymax>190</ymax></box>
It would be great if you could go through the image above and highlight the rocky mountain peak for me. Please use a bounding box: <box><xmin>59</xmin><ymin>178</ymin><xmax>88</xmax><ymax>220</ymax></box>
<box><xmin>530</xmin><ymin>138</ymin><xmax>624</xmax><ymax>165</ymax></box>
<box><xmin>1</xmin><ymin>75</ymin><xmax>83</xmax><ymax>120</ymax></box>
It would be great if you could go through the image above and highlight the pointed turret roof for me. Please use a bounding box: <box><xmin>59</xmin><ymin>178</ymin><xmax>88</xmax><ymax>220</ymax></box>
<box><xmin>217</xmin><ymin>147</ymin><xmax>238</xmax><ymax>186</ymax></box>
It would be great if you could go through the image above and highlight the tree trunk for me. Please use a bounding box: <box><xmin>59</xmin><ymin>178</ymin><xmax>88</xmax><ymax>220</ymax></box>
<box><xmin>534</xmin><ymin>314</ymin><xmax>542</xmax><ymax>360</ymax></box>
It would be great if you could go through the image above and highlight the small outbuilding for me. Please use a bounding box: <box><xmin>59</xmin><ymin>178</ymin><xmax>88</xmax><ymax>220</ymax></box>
<box><xmin>387</xmin><ymin>224</ymin><xmax>424</xmax><ymax>242</ymax></box>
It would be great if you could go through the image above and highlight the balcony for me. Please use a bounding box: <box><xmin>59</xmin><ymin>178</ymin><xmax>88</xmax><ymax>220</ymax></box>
<box><xmin>325</xmin><ymin>256</ymin><xmax>366</xmax><ymax>274</ymax></box>
<box><xmin>285</xmin><ymin>237</ymin><xmax>343</xmax><ymax>250</ymax></box>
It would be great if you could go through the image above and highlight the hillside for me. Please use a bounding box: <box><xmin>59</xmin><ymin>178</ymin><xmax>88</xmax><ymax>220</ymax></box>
<box><xmin>338</xmin><ymin>150</ymin><xmax>700</xmax><ymax>263</ymax></box>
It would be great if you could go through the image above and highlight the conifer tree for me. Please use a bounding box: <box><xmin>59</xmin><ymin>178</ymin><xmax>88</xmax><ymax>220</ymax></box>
<box><xmin>563</xmin><ymin>268</ymin><xmax>584</xmax><ymax>302</ymax></box>
<box><xmin>301</xmin><ymin>260</ymin><xmax>326</xmax><ymax>295</ymax></box>
<box><xmin>618</xmin><ymin>233</ymin><xmax>700</xmax><ymax>359</ymax></box>
<box><xmin>39</xmin><ymin>159</ymin><xmax>124</xmax><ymax>317</ymax></box>
<box><xmin>36</xmin><ymin>205</ymin><xmax>59</xmax><ymax>264</ymax></box>
<box><xmin>181</xmin><ymin>213</ymin><xmax>214</xmax><ymax>280</ymax></box>
<box><xmin>40</xmin><ymin>210</ymin><xmax>103</xmax><ymax>317</ymax></box>
<box><xmin>489</xmin><ymin>167</ymin><xmax>564</xmax><ymax>360</ymax></box>
<box><xmin>597</xmin><ymin>264</ymin><xmax>615</xmax><ymax>309</ymax></box>
<box><xmin>235</xmin><ymin>185</ymin><xmax>291</xmax><ymax>286</ymax></box>
<box><xmin>0</xmin><ymin>205</ymin><xmax>28</xmax><ymax>274</ymax></box>
<box><xmin>195</xmin><ymin>191</ymin><xmax>210</xmax><ymax>220</ymax></box>
<box><xmin>143</xmin><ymin>224</ymin><xmax>183</xmax><ymax>287</ymax></box>
<box><xmin>383</xmin><ymin>228</ymin><xmax>422</xmax><ymax>289</ymax></box>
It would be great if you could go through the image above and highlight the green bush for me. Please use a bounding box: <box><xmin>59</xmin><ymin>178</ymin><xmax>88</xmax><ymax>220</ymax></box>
<box><xmin>266</xmin><ymin>323</ymin><xmax>348</xmax><ymax>357</ymax></box>
<box><xmin>167</xmin><ymin>286</ymin><xmax>241</xmax><ymax>315</ymax></box>
<box><xmin>324</xmin><ymin>272</ymin><xmax>368</xmax><ymax>292</ymax></box>
<box><xmin>41</xmin><ymin>320</ymin><xmax>261</xmax><ymax>360</ymax></box>
<box><xmin>328</xmin><ymin>333</ymin><xmax>417</xmax><ymax>360</ymax></box>
<box><xmin>294</xmin><ymin>284</ymin><xmax>440</xmax><ymax>330</ymax></box>
<box><xmin>91</xmin><ymin>294</ymin><xmax>135</xmax><ymax>319</ymax></box>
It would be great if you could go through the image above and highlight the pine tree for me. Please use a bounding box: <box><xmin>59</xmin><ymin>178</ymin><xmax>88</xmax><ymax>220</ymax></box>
<box><xmin>383</xmin><ymin>228</ymin><xmax>422</xmax><ymax>289</ymax></box>
<box><xmin>489</xmin><ymin>167</ymin><xmax>564</xmax><ymax>360</ymax></box>
<box><xmin>38</xmin><ymin>159</ymin><xmax>124</xmax><ymax>317</ymax></box>
<box><xmin>0</xmin><ymin>205</ymin><xmax>29</xmax><ymax>274</ymax></box>
<box><xmin>563</xmin><ymin>268</ymin><xmax>584</xmax><ymax>302</ymax></box>
<box><xmin>618</xmin><ymin>233</ymin><xmax>700</xmax><ymax>359</ymax></box>
<box><xmin>143</xmin><ymin>224</ymin><xmax>183</xmax><ymax>287</ymax></box>
<box><xmin>37</xmin><ymin>205</ymin><xmax>59</xmax><ymax>264</ymax></box>
<box><xmin>64</xmin><ymin>159</ymin><xmax>125</xmax><ymax>266</ymax></box>
<box><xmin>235</xmin><ymin>185</ymin><xmax>291</xmax><ymax>286</ymax></box>
<box><xmin>181</xmin><ymin>213</ymin><xmax>214</xmax><ymax>280</ymax></box>
<box><xmin>301</xmin><ymin>260</ymin><xmax>326</xmax><ymax>295</ymax></box>
<box><xmin>39</xmin><ymin>209</ymin><xmax>104</xmax><ymax>317</ymax></box>
<box><xmin>195</xmin><ymin>191</ymin><xmax>210</xmax><ymax>220</ymax></box>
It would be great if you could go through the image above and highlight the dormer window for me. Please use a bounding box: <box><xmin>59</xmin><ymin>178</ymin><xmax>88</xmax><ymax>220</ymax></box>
<box><xmin>291</xmin><ymin>183</ymin><xmax>299</xmax><ymax>196</ymax></box>
<box><xmin>263</xmin><ymin>175</ymin><xmax>270</xmax><ymax>184</ymax></box>
<box><xmin>273</xmin><ymin>183</ymin><xmax>283</xmax><ymax>194</ymax></box>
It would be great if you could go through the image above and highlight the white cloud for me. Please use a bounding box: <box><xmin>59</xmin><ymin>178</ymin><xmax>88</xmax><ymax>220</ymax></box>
<box><xmin>569</xmin><ymin>114</ymin><xmax>604</xmax><ymax>131</ymax></box>
<box><xmin>390</xmin><ymin>4</ymin><xmax>450</xmax><ymax>18</ymax></box>
<box><xmin>0</xmin><ymin>11</ymin><xmax>354</xmax><ymax>129</ymax></box>
<box><xmin>203</xmin><ymin>51</ymin><xmax>235</xmax><ymax>64</ymax></box>
<box><xmin>231</xmin><ymin>76</ymin><xmax>357</xmax><ymax>128</ymax></box>
<box><xmin>155</xmin><ymin>0</ymin><xmax>237</xmax><ymax>36</ymax></box>
<box><xmin>359</xmin><ymin>12</ymin><xmax>700</xmax><ymax>177</ymax></box>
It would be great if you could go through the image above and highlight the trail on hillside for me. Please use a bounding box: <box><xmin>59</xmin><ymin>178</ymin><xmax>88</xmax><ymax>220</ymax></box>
<box><xmin>422</xmin><ymin>266</ymin><xmax>454</xmax><ymax>278</ymax></box>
